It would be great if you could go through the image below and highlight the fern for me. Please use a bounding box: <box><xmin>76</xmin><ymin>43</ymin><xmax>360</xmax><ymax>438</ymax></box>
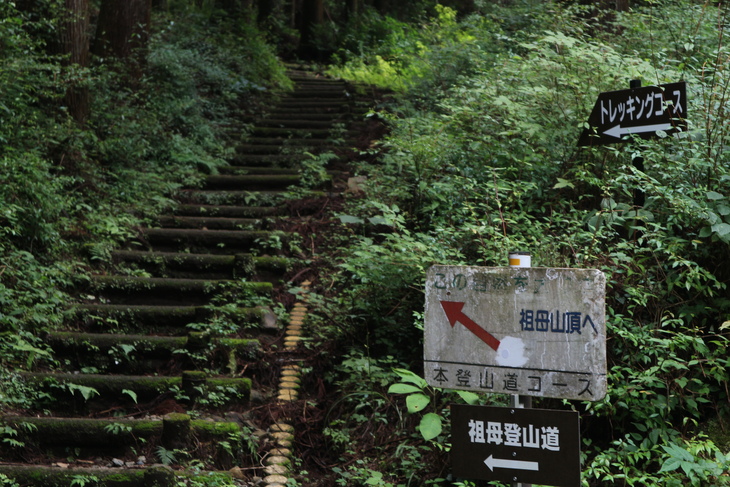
<box><xmin>156</xmin><ymin>446</ymin><xmax>176</xmax><ymax>466</ymax></box>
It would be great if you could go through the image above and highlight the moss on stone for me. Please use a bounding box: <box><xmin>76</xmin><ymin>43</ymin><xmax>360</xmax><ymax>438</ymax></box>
<box><xmin>191</xmin><ymin>420</ymin><xmax>241</xmax><ymax>439</ymax></box>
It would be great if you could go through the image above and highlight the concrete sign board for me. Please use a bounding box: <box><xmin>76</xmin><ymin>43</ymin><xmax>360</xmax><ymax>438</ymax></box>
<box><xmin>424</xmin><ymin>266</ymin><xmax>606</xmax><ymax>401</ymax></box>
<box><xmin>452</xmin><ymin>404</ymin><xmax>580</xmax><ymax>486</ymax></box>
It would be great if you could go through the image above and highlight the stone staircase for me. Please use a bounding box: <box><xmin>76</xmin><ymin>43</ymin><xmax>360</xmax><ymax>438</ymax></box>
<box><xmin>0</xmin><ymin>68</ymin><xmax>378</xmax><ymax>487</ymax></box>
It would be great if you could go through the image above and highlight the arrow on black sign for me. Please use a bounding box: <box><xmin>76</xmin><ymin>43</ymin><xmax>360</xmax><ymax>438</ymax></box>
<box><xmin>440</xmin><ymin>301</ymin><xmax>501</xmax><ymax>351</ymax></box>
<box><xmin>604</xmin><ymin>122</ymin><xmax>673</xmax><ymax>139</ymax></box>
<box><xmin>484</xmin><ymin>454</ymin><xmax>539</xmax><ymax>472</ymax></box>
<box><xmin>577</xmin><ymin>81</ymin><xmax>687</xmax><ymax>146</ymax></box>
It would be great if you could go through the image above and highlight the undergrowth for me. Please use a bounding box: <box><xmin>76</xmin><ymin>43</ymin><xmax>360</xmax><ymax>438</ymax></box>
<box><xmin>309</xmin><ymin>1</ymin><xmax>730</xmax><ymax>486</ymax></box>
<box><xmin>0</xmin><ymin>3</ymin><xmax>288</xmax><ymax>392</ymax></box>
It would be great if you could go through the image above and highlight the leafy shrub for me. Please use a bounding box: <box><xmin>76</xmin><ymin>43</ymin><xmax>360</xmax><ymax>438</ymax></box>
<box><xmin>323</xmin><ymin>1</ymin><xmax>730</xmax><ymax>485</ymax></box>
<box><xmin>0</xmin><ymin>3</ymin><xmax>291</xmax><ymax>405</ymax></box>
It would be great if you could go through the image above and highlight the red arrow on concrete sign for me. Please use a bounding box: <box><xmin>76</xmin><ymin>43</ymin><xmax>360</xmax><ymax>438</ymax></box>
<box><xmin>440</xmin><ymin>301</ymin><xmax>501</xmax><ymax>351</ymax></box>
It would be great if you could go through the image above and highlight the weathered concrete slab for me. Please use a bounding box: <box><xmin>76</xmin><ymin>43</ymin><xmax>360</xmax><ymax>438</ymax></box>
<box><xmin>424</xmin><ymin>265</ymin><xmax>606</xmax><ymax>401</ymax></box>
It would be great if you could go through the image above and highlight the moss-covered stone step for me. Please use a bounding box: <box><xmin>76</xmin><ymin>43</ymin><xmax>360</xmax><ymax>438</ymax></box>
<box><xmin>260</xmin><ymin>111</ymin><xmax>349</xmax><ymax>121</ymax></box>
<box><xmin>292</xmin><ymin>81</ymin><xmax>348</xmax><ymax>88</ymax></box>
<box><xmin>227</xmin><ymin>152</ymin><xmax>308</xmax><ymax>165</ymax></box>
<box><xmin>266</xmin><ymin>106</ymin><xmax>349</xmax><ymax>116</ymax></box>
<box><xmin>69</xmin><ymin>303</ymin><xmax>265</xmax><ymax>331</ymax></box>
<box><xmin>249</xmin><ymin>127</ymin><xmax>359</xmax><ymax>139</ymax></box>
<box><xmin>17</xmin><ymin>372</ymin><xmax>252</xmax><ymax>406</ymax></box>
<box><xmin>46</xmin><ymin>332</ymin><xmax>185</xmax><ymax>373</ymax></box>
<box><xmin>233</xmin><ymin>144</ymin><xmax>292</xmax><ymax>155</ymax></box>
<box><xmin>250</xmin><ymin>127</ymin><xmax>330</xmax><ymax>138</ymax></box>
<box><xmin>47</xmin><ymin>331</ymin><xmax>259</xmax><ymax>357</ymax></box>
<box><xmin>264</xmin><ymin>107</ymin><xmax>346</xmax><ymax>119</ymax></box>
<box><xmin>176</xmin><ymin>189</ymin><xmax>287</xmax><ymax>206</ymax></box>
<box><xmin>277</xmin><ymin>93</ymin><xmax>350</xmax><ymax>102</ymax></box>
<box><xmin>291</xmin><ymin>87</ymin><xmax>348</xmax><ymax>94</ymax></box>
<box><xmin>71</xmin><ymin>304</ymin><xmax>199</xmax><ymax>328</ymax></box>
<box><xmin>286</xmin><ymin>89</ymin><xmax>347</xmax><ymax>98</ymax></box>
<box><xmin>137</xmin><ymin>228</ymin><xmax>289</xmax><ymax>254</ymax></box>
<box><xmin>46</xmin><ymin>331</ymin><xmax>261</xmax><ymax>373</ymax></box>
<box><xmin>111</xmin><ymin>250</ymin><xmax>290</xmax><ymax>280</ymax></box>
<box><xmin>173</xmin><ymin>203</ymin><xmax>282</xmax><ymax>218</ymax></box>
<box><xmin>0</xmin><ymin>465</ymin><xmax>237</xmax><ymax>487</ymax></box>
<box><xmin>218</xmin><ymin>166</ymin><xmax>298</xmax><ymax>176</ymax></box>
<box><xmin>242</xmin><ymin>137</ymin><xmax>335</xmax><ymax>147</ymax></box>
<box><xmin>48</xmin><ymin>331</ymin><xmax>186</xmax><ymax>355</ymax></box>
<box><xmin>285</xmin><ymin>77</ymin><xmax>345</xmax><ymax>86</ymax></box>
<box><xmin>157</xmin><ymin>215</ymin><xmax>261</xmax><ymax>230</ymax></box>
<box><xmin>2</xmin><ymin>413</ymin><xmax>244</xmax><ymax>449</ymax></box>
<box><xmin>112</xmin><ymin>251</ymin><xmax>249</xmax><ymax>279</ymax></box>
<box><xmin>87</xmin><ymin>276</ymin><xmax>272</xmax><ymax>305</ymax></box>
<box><xmin>0</xmin><ymin>466</ymin><xmax>148</xmax><ymax>487</ymax></box>
<box><xmin>203</xmin><ymin>174</ymin><xmax>300</xmax><ymax>190</ymax></box>
<box><xmin>253</xmin><ymin>119</ymin><xmax>335</xmax><ymax>129</ymax></box>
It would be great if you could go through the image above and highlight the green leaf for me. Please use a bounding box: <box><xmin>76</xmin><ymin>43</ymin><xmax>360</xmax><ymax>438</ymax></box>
<box><xmin>388</xmin><ymin>383</ymin><xmax>422</xmax><ymax>394</ymax></box>
<box><xmin>11</xmin><ymin>337</ymin><xmax>51</xmax><ymax>357</ymax></box>
<box><xmin>707</xmin><ymin>191</ymin><xmax>725</xmax><ymax>200</ymax></box>
<box><xmin>406</xmin><ymin>393</ymin><xmax>430</xmax><ymax>413</ymax></box>
<box><xmin>337</xmin><ymin>214</ymin><xmax>364</xmax><ymax>224</ymax></box>
<box><xmin>122</xmin><ymin>389</ymin><xmax>138</xmax><ymax>404</ymax></box>
<box><xmin>553</xmin><ymin>178</ymin><xmax>575</xmax><ymax>189</ymax></box>
<box><xmin>455</xmin><ymin>390</ymin><xmax>480</xmax><ymax>405</ymax></box>
<box><xmin>418</xmin><ymin>413</ymin><xmax>443</xmax><ymax>441</ymax></box>
<box><xmin>393</xmin><ymin>368</ymin><xmax>428</xmax><ymax>388</ymax></box>
<box><xmin>67</xmin><ymin>384</ymin><xmax>99</xmax><ymax>401</ymax></box>
<box><xmin>659</xmin><ymin>457</ymin><xmax>682</xmax><ymax>473</ymax></box>
<box><xmin>368</xmin><ymin>215</ymin><xmax>390</xmax><ymax>226</ymax></box>
<box><xmin>711</xmin><ymin>222</ymin><xmax>730</xmax><ymax>239</ymax></box>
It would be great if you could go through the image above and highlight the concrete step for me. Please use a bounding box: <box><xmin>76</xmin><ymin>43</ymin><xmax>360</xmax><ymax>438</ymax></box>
<box><xmin>111</xmin><ymin>250</ymin><xmax>290</xmax><ymax>280</ymax></box>
<box><xmin>135</xmin><ymin>227</ymin><xmax>289</xmax><ymax>254</ymax></box>
<box><xmin>176</xmin><ymin>189</ymin><xmax>287</xmax><ymax>206</ymax></box>
<box><xmin>203</xmin><ymin>173</ymin><xmax>301</xmax><ymax>190</ymax></box>
<box><xmin>86</xmin><ymin>276</ymin><xmax>272</xmax><ymax>305</ymax></box>
<box><xmin>45</xmin><ymin>330</ymin><xmax>257</xmax><ymax>373</ymax></box>
<box><xmin>218</xmin><ymin>166</ymin><xmax>299</xmax><ymax>175</ymax></box>
<box><xmin>18</xmin><ymin>372</ymin><xmax>251</xmax><ymax>409</ymax></box>
<box><xmin>158</xmin><ymin>215</ymin><xmax>261</xmax><ymax>230</ymax></box>
<box><xmin>173</xmin><ymin>204</ymin><xmax>283</xmax><ymax>218</ymax></box>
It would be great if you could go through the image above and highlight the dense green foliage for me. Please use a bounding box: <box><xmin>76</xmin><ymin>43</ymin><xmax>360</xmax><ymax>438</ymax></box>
<box><xmin>0</xmin><ymin>3</ymin><xmax>287</xmax><ymax>375</ymax></box>
<box><xmin>312</xmin><ymin>1</ymin><xmax>730</xmax><ymax>485</ymax></box>
<box><xmin>3</xmin><ymin>0</ymin><xmax>730</xmax><ymax>485</ymax></box>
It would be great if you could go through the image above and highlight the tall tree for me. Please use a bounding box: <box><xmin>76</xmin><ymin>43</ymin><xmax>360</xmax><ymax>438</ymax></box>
<box><xmin>344</xmin><ymin>0</ymin><xmax>359</xmax><ymax>22</ymax></box>
<box><xmin>92</xmin><ymin>0</ymin><xmax>152</xmax><ymax>73</ymax></box>
<box><xmin>299</xmin><ymin>0</ymin><xmax>324</xmax><ymax>57</ymax></box>
<box><xmin>59</xmin><ymin>0</ymin><xmax>91</xmax><ymax>123</ymax></box>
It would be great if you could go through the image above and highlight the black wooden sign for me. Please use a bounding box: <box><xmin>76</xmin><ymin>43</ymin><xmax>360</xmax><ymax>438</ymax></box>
<box><xmin>451</xmin><ymin>405</ymin><xmax>580</xmax><ymax>486</ymax></box>
<box><xmin>577</xmin><ymin>81</ymin><xmax>687</xmax><ymax>146</ymax></box>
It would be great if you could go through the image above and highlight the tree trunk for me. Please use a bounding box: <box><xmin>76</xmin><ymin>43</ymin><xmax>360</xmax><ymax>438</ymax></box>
<box><xmin>257</xmin><ymin>0</ymin><xmax>279</xmax><ymax>24</ymax></box>
<box><xmin>344</xmin><ymin>0</ymin><xmax>358</xmax><ymax>22</ymax></box>
<box><xmin>60</xmin><ymin>0</ymin><xmax>91</xmax><ymax>123</ymax></box>
<box><xmin>93</xmin><ymin>0</ymin><xmax>152</xmax><ymax>70</ymax></box>
<box><xmin>615</xmin><ymin>0</ymin><xmax>629</xmax><ymax>11</ymax></box>
<box><xmin>218</xmin><ymin>0</ymin><xmax>244</xmax><ymax>16</ymax></box>
<box><xmin>298</xmin><ymin>0</ymin><xmax>323</xmax><ymax>57</ymax></box>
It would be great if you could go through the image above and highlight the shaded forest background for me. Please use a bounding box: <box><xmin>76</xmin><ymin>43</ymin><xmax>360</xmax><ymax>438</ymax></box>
<box><xmin>3</xmin><ymin>0</ymin><xmax>730</xmax><ymax>486</ymax></box>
